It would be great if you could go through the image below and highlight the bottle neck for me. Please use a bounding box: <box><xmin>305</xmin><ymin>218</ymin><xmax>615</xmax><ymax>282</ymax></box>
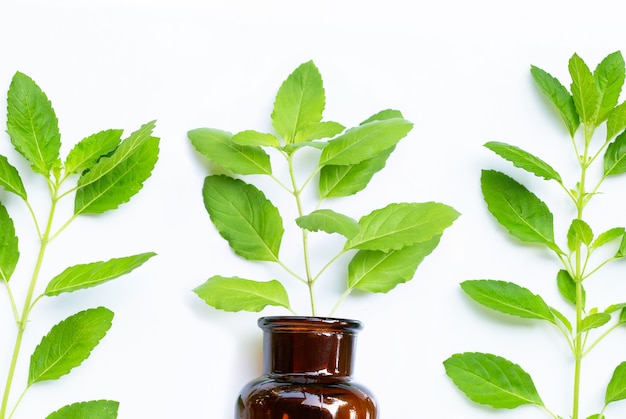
<box><xmin>259</xmin><ymin>316</ymin><xmax>362</xmax><ymax>382</ymax></box>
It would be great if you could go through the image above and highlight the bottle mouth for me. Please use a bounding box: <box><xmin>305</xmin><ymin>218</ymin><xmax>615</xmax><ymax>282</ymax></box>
<box><xmin>258</xmin><ymin>316</ymin><xmax>363</xmax><ymax>333</ymax></box>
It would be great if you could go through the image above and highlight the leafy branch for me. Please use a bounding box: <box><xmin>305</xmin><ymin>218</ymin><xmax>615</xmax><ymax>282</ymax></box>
<box><xmin>0</xmin><ymin>72</ymin><xmax>159</xmax><ymax>419</ymax></box>
<box><xmin>189</xmin><ymin>61</ymin><xmax>460</xmax><ymax>316</ymax></box>
<box><xmin>445</xmin><ymin>51</ymin><xmax>626</xmax><ymax>419</ymax></box>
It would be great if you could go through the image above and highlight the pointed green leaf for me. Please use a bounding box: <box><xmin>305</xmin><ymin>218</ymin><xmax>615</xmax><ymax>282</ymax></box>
<box><xmin>188</xmin><ymin>128</ymin><xmax>271</xmax><ymax>175</ymax></box>
<box><xmin>604</xmin><ymin>130</ymin><xmax>626</xmax><ymax>176</ymax></box>
<box><xmin>484</xmin><ymin>141</ymin><xmax>562</xmax><ymax>182</ymax></box>
<box><xmin>29</xmin><ymin>307</ymin><xmax>113</xmax><ymax>384</ymax></box>
<box><xmin>45</xmin><ymin>252</ymin><xmax>156</xmax><ymax>296</ymax></box>
<box><xmin>319</xmin><ymin>146</ymin><xmax>395</xmax><ymax>198</ymax></box>
<box><xmin>556</xmin><ymin>269</ymin><xmax>584</xmax><ymax>306</ymax></box>
<box><xmin>272</xmin><ymin>60</ymin><xmax>325</xmax><ymax>143</ymax></box>
<box><xmin>64</xmin><ymin>129</ymin><xmax>122</xmax><ymax>175</ymax></box>
<box><xmin>345</xmin><ymin>202</ymin><xmax>459</xmax><ymax>252</ymax></box>
<box><xmin>444</xmin><ymin>352</ymin><xmax>544</xmax><ymax>408</ymax></box>
<box><xmin>319</xmin><ymin>118</ymin><xmax>413</xmax><ymax>167</ymax></box>
<box><xmin>0</xmin><ymin>203</ymin><xmax>19</xmax><ymax>282</ymax></box>
<box><xmin>607</xmin><ymin>101</ymin><xmax>626</xmax><ymax>140</ymax></box>
<box><xmin>605</xmin><ymin>303</ymin><xmax>626</xmax><ymax>314</ymax></box>
<box><xmin>594</xmin><ymin>51</ymin><xmax>625</xmax><ymax>125</ymax></box>
<box><xmin>231</xmin><ymin>130</ymin><xmax>280</xmax><ymax>147</ymax></box>
<box><xmin>592</xmin><ymin>227</ymin><xmax>625</xmax><ymax>249</ymax></box>
<box><xmin>530</xmin><ymin>64</ymin><xmax>579</xmax><ymax>137</ymax></box>
<box><xmin>579</xmin><ymin>312</ymin><xmax>611</xmax><ymax>333</ymax></box>
<box><xmin>616</xmin><ymin>232</ymin><xmax>626</xmax><ymax>258</ymax></box>
<box><xmin>74</xmin><ymin>121</ymin><xmax>159</xmax><ymax>215</ymax></box>
<box><xmin>461</xmin><ymin>280</ymin><xmax>555</xmax><ymax>322</ymax></box>
<box><xmin>46</xmin><ymin>400</ymin><xmax>119</xmax><ymax>419</ymax></box>
<box><xmin>360</xmin><ymin>109</ymin><xmax>404</xmax><ymax>124</ymax></box>
<box><xmin>348</xmin><ymin>235</ymin><xmax>440</xmax><ymax>293</ymax></box>
<box><xmin>587</xmin><ymin>415</ymin><xmax>605</xmax><ymax>419</ymax></box>
<box><xmin>607</xmin><ymin>362</ymin><xmax>626</xmax><ymax>404</ymax></box>
<box><xmin>294</xmin><ymin>121</ymin><xmax>345</xmax><ymax>143</ymax></box>
<box><xmin>193</xmin><ymin>276</ymin><xmax>290</xmax><ymax>312</ymax></box>
<box><xmin>481</xmin><ymin>170</ymin><xmax>555</xmax><ymax>246</ymax></box>
<box><xmin>0</xmin><ymin>155</ymin><xmax>27</xmax><ymax>200</ymax></box>
<box><xmin>569</xmin><ymin>53</ymin><xmax>600</xmax><ymax>125</ymax></box>
<box><xmin>296</xmin><ymin>209</ymin><xmax>359</xmax><ymax>239</ymax></box>
<box><xmin>567</xmin><ymin>219</ymin><xmax>593</xmax><ymax>251</ymax></box>
<box><xmin>202</xmin><ymin>175</ymin><xmax>283</xmax><ymax>261</ymax></box>
<box><xmin>6</xmin><ymin>71</ymin><xmax>61</xmax><ymax>175</ymax></box>
<box><xmin>550</xmin><ymin>306</ymin><xmax>572</xmax><ymax>333</ymax></box>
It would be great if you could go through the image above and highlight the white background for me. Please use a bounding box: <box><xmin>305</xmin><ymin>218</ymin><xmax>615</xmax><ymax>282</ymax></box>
<box><xmin>1</xmin><ymin>0</ymin><xmax>626</xmax><ymax>418</ymax></box>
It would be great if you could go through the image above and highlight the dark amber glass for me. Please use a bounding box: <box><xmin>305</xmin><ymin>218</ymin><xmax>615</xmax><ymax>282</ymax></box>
<box><xmin>236</xmin><ymin>316</ymin><xmax>377</xmax><ymax>419</ymax></box>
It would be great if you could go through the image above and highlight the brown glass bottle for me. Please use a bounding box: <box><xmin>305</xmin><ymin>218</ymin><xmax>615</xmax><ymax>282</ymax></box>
<box><xmin>236</xmin><ymin>316</ymin><xmax>377</xmax><ymax>419</ymax></box>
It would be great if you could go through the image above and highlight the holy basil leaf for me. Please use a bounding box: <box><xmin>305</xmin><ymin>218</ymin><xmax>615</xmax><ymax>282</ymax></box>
<box><xmin>444</xmin><ymin>352</ymin><xmax>544</xmax><ymax>409</ymax></box>
<box><xmin>193</xmin><ymin>276</ymin><xmax>290</xmax><ymax>312</ymax></box>
<box><xmin>294</xmin><ymin>121</ymin><xmax>345</xmax><ymax>143</ymax></box>
<box><xmin>461</xmin><ymin>280</ymin><xmax>555</xmax><ymax>323</ymax></box>
<box><xmin>188</xmin><ymin>128</ymin><xmax>272</xmax><ymax>175</ymax></box>
<box><xmin>607</xmin><ymin>101</ymin><xmax>626</xmax><ymax>140</ymax></box>
<box><xmin>587</xmin><ymin>415</ymin><xmax>605</xmax><ymax>419</ymax></box>
<box><xmin>6</xmin><ymin>71</ymin><xmax>61</xmax><ymax>175</ymax></box>
<box><xmin>550</xmin><ymin>306</ymin><xmax>572</xmax><ymax>333</ymax></box>
<box><xmin>348</xmin><ymin>235</ymin><xmax>440</xmax><ymax>293</ymax></box>
<box><xmin>360</xmin><ymin>109</ymin><xmax>404</xmax><ymax>124</ymax></box>
<box><xmin>569</xmin><ymin>53</ymin><xmax>600</xmax><ymax>126</ymax></box>
<box><xmin>345</xmin><ymin>202</ymin><xmax>459</xmax><ymax>252</ymax></box>
<box><xmin>296</xmin><ymin>209</ymin><xmax>359</xmax><ymax>239</ymax></box>
<box><xmin>481</xmin><ymin>170</ymin><xmax>556</xmax><ymax>246</ymax></box>
<box><xmin>64</xmin><ymin>129</ymin><xmax>122</xmax><ymax>175</ymax></box>
<box><xmin>231</xmin><ymin>130</ymin><xmax>280</xmax><ymax>147</ymax></box>
<box><xmin>530</xmin><ymin>64</ymin><xmax>580</xmax><ymax>137</ymax></box>
<box><xmin>0</xmin><ymin>155</ymin><xmax>27</xmax><ymax>200</ymax></box>
<box><xmin>29</xmin><ymin>307</ymin><xmax>113</xmax><ymax>384</ymax></box>
<box><xmin>604</xmin><ymin>130</ymin><xmax>626</xmax><ymax>176</ymax></box>
<box><xmin>46</xmin><ymin>400</ymin><xmax>119</xmax><ymax>419</ymax></box>
<box><xmin>74</xmin><ymin>121</ymin><xmax>159</xmax><ymax>215</ymax></box>
<box><xmin>616</xmin><ymin>232</ymin><xmax>626</xmax><ymax>258</ymax></box>
<box><xmin>202</xmin><ymin>175</ymin><xmax>283</xmax><ymax>262</ymax></box>
<box><xmin>594</xmin><ymin>51</ymin><xmax>625</xmax><ymax>125</ymax></box>
<box><xmin>606</xmin><ymin>362</ymin><xmax>626</xmax><ymax>404</ymax></box>
<box><xmin>567</xmin><ymin>219</ymin><xmax>593</xmax><ymax>251</ymax></box>
<box><xmin>319</xmin><ymin>118</ymin><xmax>413</xmax><ymax>167</ymax></box>
<box><xmin>592</xmin><ymin>227</ymin><xmax>625</xmax><ymax>249</ymax></box>
<box><xmin>579</xmin><ymin>312</ymin><xmax>611</xmax><ymax>333</ymax></box>
<box><xmin>319</xmin><ymin>146</ymin><xmax>395</xmax><ymax>198</ymax></box>
<box><xmin>556</xmin><ymin>269</ymin><xmax>584</xmax><ymax>306</ymax></box>
<box><xmin>484</xmin><ymin>141</ymin><xmax>562</xmax><ymax>182</ymax></box>
<box><xmin>0</xmin><ymin>202</ymin><xmax>19</xmax><ymax>282</ymax></box>
<box><xmin>44</xmin><ymin>252</ymin><xmax>156</xmax><ymax>296</ymax></box>
<box><xmin>272</xmin><ymin>60</ymin><xmax>325</xmax><ymax>144</ymax></box>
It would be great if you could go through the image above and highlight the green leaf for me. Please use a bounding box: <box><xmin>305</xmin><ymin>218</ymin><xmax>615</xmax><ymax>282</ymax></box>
<box><xmin>530</xmin><ymin>64</ymin><xmax>579</xmax><ymax>137</ymax></box>
<box><xmin>0</xmin><ymin>203</ymin><xmax>19</xmax><ymax>282</ymax></box>
<box><xmin>481</xmin><ymin>170</ymin><xmax>555</xmax><ymax>246</ymax></box>
<box><xmin>0</xmin><ymin>155</ymin><xmax>27</xmax><ymax>199</ymax></box>
<box><xmin>579</xmin><ymin>312</ymin><xmax>611</xmax><ymax>333</ymax></box>
<box><xmin>74</xmin><ymin>121</ymin><xmax>159</xmax><ymax>215</ymax></box>
<box><xmin>46</xmin><ymin>400</ymin><xmax>119</xmax><ymax>419</ymax></box>
<box><xmin>556</xmin><ymin>269</ymin><xmax>584</xmax><ymax>306</ymax></box>
<box><xmin>202</xmin><ymin>175</ymin><xmax>283</xmax><ymax>262</ymax></box>
<box><xmin>587</xmin><ymin>415</ymin><xmax>605</xmax><ymax>419</ymax></box>
<box><xmin>592</xmin><ymin>227</ymin><xmax>625</xmax><ymax>249</ymax></box>
<box><xmin>294</xmin><ymin>121</ymin><xmax>345</xmax><ymax>143</ymax></box>
<box><xmin>606</xmin><ymin>362</ymin><xmax>626</xmax><ymax>404</ymax></box>
<box><xmin>45</xmin><ymin>252</ymin><xmax>156</xmax><ymax>296</ymax></box>
<box><xmin>348</xmin><ymin>235</ymin><xmax>441</xmax><ymax>293</ymax></box>
<box><xmin>188</xmin><ymin>128</ymin><xmax>272</xmax><ymax>175</ymax></box>
<box><xmin>360</xmin><ymin>109</ymin><xmax>404</xmax><ymax>124</ymax></box>
<box><xmin>444</xmin><ymin>352</ymin><xmax>544</xmax><ymax>409</ymax></box>
<box><xmin>296</xmin><ymin>209</ymin><xmax>359</xmax><ymax>239</ymax></box>
<box><xmin>6</xmin><ymin>71</ymin><xmax>61</xmax><ymax>175</ymax></box>
<box><xmin>569</xmin><ymin>53</ymin><xmax>600</xmax><ymax>125</ymax></box>
<box><xmin>272</xmin><ymin>60</ymin><xmax>325</xmax><ymax>143</ymax></box>
<box><xmin>319</xmin><ymin>146</ymin><xmax>395</xmax><ymax>198</ymax></box>
<box><xmin>593</xmin><ymin>51</ymin><xmax>625</xmax><ymax>125</ymax></box>
<box><xmin>64</xmin><ymin>129</ymin><xmax>122</xmax><ymax>175</ymax></box>
<box><xmin>29</xmin><ymin>307</ymin><xmax>114</xmax><ymax>384</ymax></box>
<box><xmin>616</xmin><ymin>232</ymin><xmax>626</xmax><ymax>258</ymax></box>
<box><xmin>605</xmin><ymin>302</ymin><xmax>626</xmax><ymax>314</ymax></box>
<box><xmin>484</xmin><ymin>141</ymin><xmax>562</xmax><ymax>182</ymax></box>
<box><xmin>461</xmin><ymin>280</ymin><xmax>555</xmax><ymax>323</ymax></box>
<box><xmin>604</xmin><ymin>130</ymin><xmax>626</xmax><ymax>176</ymax></box>
<box><xmin>193</xmin><ymin>276</ymin><xmax>290</xmax><ymax>312</ymax></box>
<box><xmin>345</xmin><ymin>202</ymin><xmax>459</xmax><ymax>252</ymax></box>
<box><xmin>231</xmin><ymin>130</ymin><xmax>280</xmax><ymax>147</ymax></box>
<box><xmin>319</xmin><ymin>118</ymin><xmax>413</xmax><ymax>167</ymax></box>
<box><xmin>607</xmin><ymin>101</ymin><xmax>626</xmax><ymax>140</ymax></box>
<box><xmin>550</xmin><ymin>306</ymin><xmax>572</xmax><ymax>333</ymax></box>
<box><xmin>567</xmin><ymin>219</ymin><xmax>593</xmax><ymax>251</ymax></box>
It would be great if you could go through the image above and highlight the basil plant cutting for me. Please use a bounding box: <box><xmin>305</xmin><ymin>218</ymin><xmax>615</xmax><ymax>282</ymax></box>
<box><xmin>189</xmin><ymin>61</ymin><xmax>459</xmax><ymax>316</ymax></box>
<box><xmin>0</xmin><ymin>72</ymin><xmax>159</xmax><ymax>418</ymax></box>
<box><xmin>444</xmin><ymin>51</ymin><xmax>626</xmax><ymax>419</ymax></box>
